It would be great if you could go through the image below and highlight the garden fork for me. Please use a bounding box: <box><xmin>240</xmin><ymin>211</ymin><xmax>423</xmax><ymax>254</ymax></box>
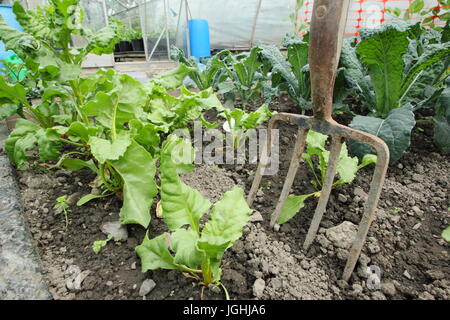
<box><xmin>247</xmin><ymin>0</ymin><xmax>390</xmax><ymax>282</ymax></box>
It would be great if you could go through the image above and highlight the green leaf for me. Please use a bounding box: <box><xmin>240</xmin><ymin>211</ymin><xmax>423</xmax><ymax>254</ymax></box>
<box><xmin>109</xmin><ymin>141</ymin><xmax>158</xmax><ymax>228</ymax></box>
<box><xmin>92</xmin><ymin>238</ymin><xmax>111</xmax><ymax>254</ymax></box>
<box><xmin>278</xmin><ymin>193</ymin><xmax>315</xmax><ymax>225</ymax></box>
<box><xmin>409</xmin><ymin>0</ymin><xmax>425</xmax><ymax>13</ymax></box>
<box><xmin>335</xmin><ymin>144</ymin><xmax>359</xmax><ymax>185</ymax></box>
<box><xmin>152</xmin><ymin>63</ymin><xmax>196</xmax><ymax>90</ymax></box>
<box><xmin>340</xmin><ymin>40</ymin><xmax>375</xmax><ymax>109</ymax></box>
<box><xmin>84</xmin><ymin>20</ymin><xmax>122</xmax><ymax>56</ymax></box>
<box><xmin>160</xmin><ymin>135</ymin><xmax>212</xmax><ymax>231</ymax></box>
<box><xmin>197</xmin><ymin>187</ymin><xmax>251</xmax><ymax>282</ymax></box>
<box><xmin>135</xmin><ymin>233</ymin><xmax>177</xmax><ymax>272</ymax></box>
<box><xmin>77</xmin><ymin>193</ymin><xmax>112</xmax><ymax>206</ymax></box>
<box><xmin>349</xmin><ymin>105</ymin><xmax>416</xmax><ymax>164</ymax></box>
<box><xmin>128</xmin><ymin>119</ymin><xmax>161</xmax><ymax>156</ymax></box>
<box><xmin>433</xmin><ymin>81</ymin><xmax>450</xmax><ymax>154</ymax></box>
<box><xmin>5</xmin><ymin>119</ymin><xmax>41</xmax><ymax>169</ymax></box>
<box><xmin>198</xmin><ymin>187</ymin><xmax>251</xmax><ymax>255</ymax></box>
<box><xmin>358</xmin><ymin>154</ymin><xmax>378</xmax><ymax>169</ymax></box>
<box><xmin>89</xmin><ymin>133</ymin><xmax>131</xmax><ymax>164</ymax></box>
<box><xmin>433</xmin><ymin>116</ymin><xmax>450</xmax><ymax>155</ymax></box>
<box><xmin>401</xmin><ymin>43</ymin><xmax>450</xmax><ymax>102</ymax></box>
<box><xmin>57</xmin><ymin>157</ymin><xmax>98</xmax><ymax>173</ymax></box>
<box><xmin>442</xmin><ymin>225</ymin><xmax>450</xmax><ymax>242</ymax></box>
<box><xmin>0</xmin><ymin>103</ymin><xmax>19</xmax><ymax>120</ymax></box>
<box><xmin>0</xmin><ymin>76</ymin><xmax>28</xmax><ymax>105</ymax></box>
<box><xmin>170</xmin><ymin>229</ymin><xmax>203</xmax><ymax>269</ymax></box>
<box><xmin>357</xmin><ymin>23</ymin><xmax>410</xmax><ymax>117</ymax></box>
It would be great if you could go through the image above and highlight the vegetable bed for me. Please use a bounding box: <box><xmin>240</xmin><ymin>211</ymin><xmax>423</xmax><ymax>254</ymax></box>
<box><xmin>0</xmin><ymin>0</ymin><xmax>449</xmax><ymax>301</ymax></box>
<box><xmin>5</xmin><ymin>96</ymin><xmax>448</xmax><ymax>300</ymax></box>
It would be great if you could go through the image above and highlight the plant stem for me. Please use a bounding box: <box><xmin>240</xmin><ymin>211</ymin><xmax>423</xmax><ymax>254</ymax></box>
<box><xmin>59</xmin><ymin>138</ymin><xmax>85</xmax><ymax>148</ymax></box>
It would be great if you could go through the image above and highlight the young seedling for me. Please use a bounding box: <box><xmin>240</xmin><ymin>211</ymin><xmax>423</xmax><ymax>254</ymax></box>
<box><xmin>92</xmin><ymin>236</ymin><xmax>113</xmax><ymax>254</ymax></box>
<box><xmin>220</xmin><ymin>105</ymin><xmax>274</xmax><ymax>149</ymax></box>
<box><xmin>54</xmin><ymin>195</ymin><xmax>71</xmax><ymax>231</ymax></box>
<box><xmin>277</xmin><ymin>130</ymin><xmax>377</xmax><ymax>224</ymax></box>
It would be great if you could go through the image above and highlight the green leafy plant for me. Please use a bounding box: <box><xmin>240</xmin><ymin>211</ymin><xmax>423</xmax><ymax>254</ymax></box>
<box><xmin>92</xmin><ymin>236</ymin><xmax>112</xmax><ymax>254</ymax></box>
<box><xmin>259</xmin><ymin>40</ymin><xmax>310</xmax><ymax>111</ymax></box>
<box><xmin>1</xmin><ymin>0</ymin><xmax>225</xmax><ymax>231</ymax></box>
<box><xmin>54</xmin><ymin>195</ymin><xmax>71</xmax><ymax>230</ymax></box>
<box><xmin>340</xmin><ymin>22</ymin><xmax>450</xmax><ymax>163</ymax></box>
<box><xmin>219</xmin><ymin>47</ymin><xmax>265</xmax><ymax>108</ymax></box>
<box><xmin>219</xmin><ymin>104</ymin><xmax>274</xmax><ymax>149</ymax></box>
<box><xmin>277</xmin><ymin>130</ymin><xmax>377</xmax><ymax>224</ymax></box>
<box><xmin>387</xmin><ymin>0</ymin><xmax>449</xmax><ymax>28</ymax></box>
<box><xmin>288</xmin><ymin>0</ymin><xmax>309</xmax><ymax>37</ymax></box>
<box><xmin>432</xmin><ymin>77</ymin><xmax>450</xmax><ymax>154</ymax></box>
<box><xmin>171</xmin><ymin>45</ymin><xmax>229</xmax><ymax>91</ymax></box>
<box><xmin>0</xmin><ymin>0</ymin><xmax>123</xmax><ymax>128</ymax></box>
<box><xmin>136</xmin><ymin>135</ymin><xmax>252</xmax><ymax>295</ymax></box>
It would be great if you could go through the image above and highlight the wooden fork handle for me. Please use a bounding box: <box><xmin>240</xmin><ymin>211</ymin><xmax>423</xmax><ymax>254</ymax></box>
<box><xmin>309</xmin><ymin>0</ymin><xmax>350</xmax><ymax>120</ymax></box>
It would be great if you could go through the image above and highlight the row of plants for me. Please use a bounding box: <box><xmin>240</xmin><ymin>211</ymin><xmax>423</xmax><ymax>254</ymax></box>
<box><xmin>174</xmin><ymin>21</ymin><xmax>450</xmax><ymax>163</ymax></box>
<box><xmin>173</xmin><ymin>20</ymin><xmax>449</xmax><ymax>229</ymax></box>
<box><xmin>0</xmin><ymin>0</ymin><xmax>258</xmax><ymax>294</ymax></box>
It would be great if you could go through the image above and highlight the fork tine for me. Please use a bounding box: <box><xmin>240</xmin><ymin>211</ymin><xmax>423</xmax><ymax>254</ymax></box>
<box><xmin>342</xmin><ymin>140</ymin><xmax>389</xmax><ymax>281</ymax></box>
<box><xmin>303</xmin><ymin>136</ymin><xmax>343</xmax><ymax>249</ymax></box>
<box><xmin>247</xmin><ymin>116</ymin><xmax>280</xmax><ymax>206</ymax></box>
<box><xmin>270</xmin><ymin>127</ymin><xmax>309</xmax><ymax>227</ymax></box>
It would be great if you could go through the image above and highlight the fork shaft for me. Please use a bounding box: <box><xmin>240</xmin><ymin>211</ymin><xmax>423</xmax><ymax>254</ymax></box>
<box><xmin>303</xmin><ymin>136</ymin><xmax>343</xmax><ymax>249</ymax></box>
<box><xmin>270</xmin><ymin>128</ymin><xmax>309</xmax><ymax>227</ymax></box>
<box><xmin>309</xmin><ymin>0</ymin><xmax>350</xmax><ymax>120</ymax></box>
<box><xmin>247</xmin><ymin>117</ymin><xmax>280</xmax><ymax>206</ymax></box>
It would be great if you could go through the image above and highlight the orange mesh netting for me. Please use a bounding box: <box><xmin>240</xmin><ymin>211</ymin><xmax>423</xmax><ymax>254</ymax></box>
<box><xmin>299</xmin><ymin>0</ymin><xmax>448</xmax><ymax>37</ymax></box>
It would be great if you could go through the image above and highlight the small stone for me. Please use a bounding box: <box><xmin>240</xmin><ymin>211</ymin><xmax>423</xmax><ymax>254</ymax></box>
<box><xmin>351</xmin><ymin>283</ymin><xmax>363</xmax><ymax>295</ymax></box>
<box><xmin>403</xmin><ymin>270</ymin><xmax>412</xmax><ymax>280</ymax></box>
<box><xmin>273</xmin><ymin>224</ymin><xmax>280</xmax><ymax>232</ymax></box>
<box><xmin>131</xmin><ymin>262</ymin><xmax>137</xmax><ymax>270</ymax></box>
<box><xmin>106</xmin><ymin>281</ymin><xmax>113</xmax><ymax>287</ymax></box>
<box><xmin>371</xmin><ymin>291</ymin><xmax>386</xmax><ymax>300</ymax></box>
<box><xmin>358</xmin><ymin>253</ymin><xmax>371</xmax><ymax>267</ymax></box>
<box><xmin>411</xmin><ymin>206</ymin><xmax>422</xmax><ymax>216</ymax></box>
<box><xmin>249</xmin><ymin>211</ymin><xmax>264</xmax><ymax>223</ymax></box>
<box><xmin>425</xmin><ymin>270</ymin><xmax>445</xmax><ymax>280</ymax></box>
<box><xmin>376</xmin><ymin>209</ymin><xmax>387</xmax><ymax>220</ymax></box>
<box><xmin>300</xmin><ymin>259</ymin><xmax>310</xmax><ymax>270</ymax></box>
<box><xmin>256</xmin><ymin>189</ymin><xmax>264</xmax><ymax>197</ymax></box>
<box><xmin>411</xmin><ymin>174</ymin><xmax>423</xmax><ymax>182</ymax></box>
<box><xmin>397</xmin><ymin>163</ymin><xmax>404</xmax><ymax>169</ymax></box>
<box><xmin>338</xmin><ymin>194</ymin><xmax>348</xmax><ymax>203</ymax></box>
<box><xmin>253</xmin><ymin>279</ymin><xmax>266</xmax><ymax>298</ymax></box>
<box><xmin>337</xmin><ymin>280</ymin><xmax>349</xmax><ymax>289</ymax></box>
<box><xmin>139</xmin><ymin>279</ymin><xmax>156</xmax><ymax>296</ymax></box>
<box><xmin>418</xmin><ymin>291</ymin><xmax>435</xmax><ymax>300</ymax></box>
<box><xmin>367</xmin><ymin>237</ymin><xmax>381</xmax><ymax>254</ymax></box>
<box><xmin>354</xmin><ymin>187</ymin><xmax>368</xmax><ymax>201</ymax></box>
<box><xmin>412</xmin><ymin>223</ymin><xmax>421</xmax><ymax>230</ymax></box>
<box><xmin>325</xmin><ymin>221</ymin><xmax>358</xmax><ymax>249</ymax></box>
<box><xmin>336</xmin><ymin>248</ymin><xmax>349</xmax><ymax>261</ymax></box>
<box><xmin>101</xmin><ymin>221</ymin><xmax>128</xmax><ymax>241</ymax></box>
<box><xmin>208</xmin><ymin>284</ymin><xmax>221</xmax><ymax>294</ymax></box>
<box><xmin>381</xmin><ymin>282</ymin><xmax>396</xmax><ymax>297</ymax></box>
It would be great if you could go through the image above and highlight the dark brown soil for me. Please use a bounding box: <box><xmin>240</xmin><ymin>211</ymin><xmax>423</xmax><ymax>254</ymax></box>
<box><xmin>5</xmin><ymin>95</ymin><xmax>449</xmax><ymax>300</ymax></box>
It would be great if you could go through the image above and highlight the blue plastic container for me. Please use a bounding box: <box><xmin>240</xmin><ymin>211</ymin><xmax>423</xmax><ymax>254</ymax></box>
<box><xmin>188</xmin><ymin>19</ymin><xmax>210</xmax><ymax>62</ymax></box>
<box><xmin>0</xmin><ymin>5</ymin><xmax>24</xmax><ymax>68</ymax></box>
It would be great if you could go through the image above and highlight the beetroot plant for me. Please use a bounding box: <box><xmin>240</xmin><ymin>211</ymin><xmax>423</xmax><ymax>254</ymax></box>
<box><xmin>136</xmin><ymin>135</ymin><xmax>252</xmax><ymax>296</ymax></box>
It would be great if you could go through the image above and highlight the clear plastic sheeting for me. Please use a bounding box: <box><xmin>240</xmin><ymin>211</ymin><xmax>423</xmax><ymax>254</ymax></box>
<box><xmin>173</xmin><ymin>0</ymin><xmax>296</xmax><ymax>49</ymax></box>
